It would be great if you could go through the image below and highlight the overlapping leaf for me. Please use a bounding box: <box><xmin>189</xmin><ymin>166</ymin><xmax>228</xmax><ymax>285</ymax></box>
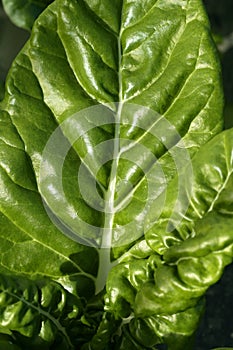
<box><xmin>105</xmin><ymin>129</ymin><xmax>233</xmax><ymax>349</ymax></box>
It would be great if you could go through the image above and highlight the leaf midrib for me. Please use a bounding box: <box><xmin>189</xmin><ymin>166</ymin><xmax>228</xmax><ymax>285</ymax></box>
<box><xmin>95</xmin><ymin>20</ymin><xmax>124</xmax><ymax>293</ymax></box>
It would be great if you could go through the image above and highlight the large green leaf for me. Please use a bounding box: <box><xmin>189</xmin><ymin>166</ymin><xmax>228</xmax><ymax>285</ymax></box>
<box><xmin>0</xmin><ymin>0</ymin><xmax>227</xmax><ymax>348</ymax></box>
<box><xmin>1</xmin><ymin>0</ymin><xmax>222</xmax><ymax>283</ymax></box>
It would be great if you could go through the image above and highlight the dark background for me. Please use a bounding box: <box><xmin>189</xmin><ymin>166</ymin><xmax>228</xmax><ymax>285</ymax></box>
<box><xmin>0</xmin><ymin>1</ymin><xmax>233</xmax><ymax>349</ymax></box>
<box><xmin>0</xmin><ymin>2</ymin><xmax>28</xmax><ymax>92</ymax></box>
<box><xmin>204</xmin><ymin>0</ymin><xmax>233</xmax><ymax>130</ymax></box>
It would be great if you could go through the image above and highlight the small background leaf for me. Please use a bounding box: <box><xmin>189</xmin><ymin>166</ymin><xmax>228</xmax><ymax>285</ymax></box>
<box><xmin>2</xmin><ymin>0</ymin><xmax>54</xmax><ymax>31</ymax></box>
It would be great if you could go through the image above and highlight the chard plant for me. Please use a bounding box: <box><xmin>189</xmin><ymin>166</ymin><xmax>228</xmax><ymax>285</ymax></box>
<box><xmin>0</xmin><ymin>0</ymin><xmax>233</xmax><ymax>349</ymax></box>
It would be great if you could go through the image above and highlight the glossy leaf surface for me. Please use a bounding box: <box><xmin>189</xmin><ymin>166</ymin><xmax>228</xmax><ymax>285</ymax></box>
<box><xmin>146</xmin><ymin>128</ymin><xmax>233</xmax><ymax>254</ymax></box>
<box><xmin>0</xmin><ymin>0</ymin><xmax>229</xmax><ymax>349</ymax></box>
<box><xmin>0</xmin><ymin>274</ymin><xmax>90</xmax><ymax>349</ymax></box>
<box><xmin>105</xmin><ymin>129</ymin><xmax>233</xmax><ymax>348</ymax></box>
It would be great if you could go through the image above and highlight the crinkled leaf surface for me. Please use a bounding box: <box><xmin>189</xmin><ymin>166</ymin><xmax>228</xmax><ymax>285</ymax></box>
<box><xmin>145</xmin><ymin>128</ymin><xmax>233</xmax><ymax>253</ymax></box>
<box><xmin>0</xmin><ymin>0</ymin><xmax>229</xmax><ymax>349</ymax></box>
<box><xmin>105</xmin><ymin>129</ymin><xmax>233</xmax><ymax>349</ymax></box>
<box><xmin>0</xmin><ymin>275</ymin><xmax>79</xmax><ymax>345</ymax></box>
<box><xmin>0</xmin><ymin>273</ymin><xmax>102</xmax><ymax>349</ymax></box>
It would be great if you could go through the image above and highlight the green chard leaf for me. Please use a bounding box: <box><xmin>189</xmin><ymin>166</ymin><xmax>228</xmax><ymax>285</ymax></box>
<box><xmin>0</xmin><ymin>0</ymin><xmax>229</xmax><ymax>349</ymax></box>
